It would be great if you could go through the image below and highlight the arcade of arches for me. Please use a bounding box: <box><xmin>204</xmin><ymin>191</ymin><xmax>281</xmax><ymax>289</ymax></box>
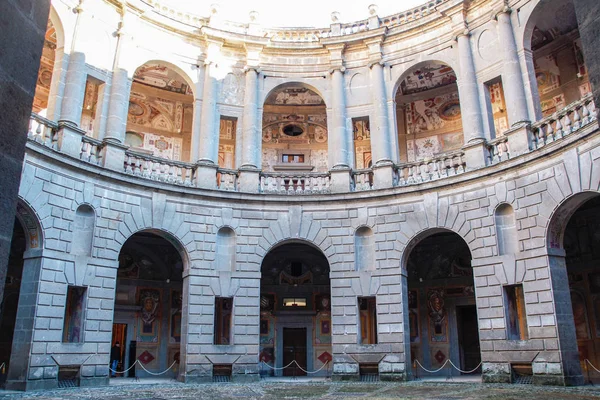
<box><xmin>4</xmin><ymin>0</ymin><xmax>600</xmax><ymax>391</ymax></box>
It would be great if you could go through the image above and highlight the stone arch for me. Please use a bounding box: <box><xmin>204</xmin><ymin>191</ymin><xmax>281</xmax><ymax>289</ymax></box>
<box><xmin>262</xmin><ymin>238</ymin><xmax>331</xmax><ymax>265</ymax></box>
<box><xmin>48</xmin><ymin>5</ymin><xmax>66</xmax><ymax>51</ymax></box>
<box><xmin>546</xmin><ymin>191</ymin><xmax>599</xmax><ymax>251</ymax></box>
<box><xmin>391</xmin><ymin>58</ymin><xmax>459</xmax><ymax>100</ymax></box>
<box><xmin>131</xmin><ymin>59</ymin><xmax>198</xmax><ymax>97</ymax></box>
<box><xmin>117</xmin><ymin>228</ymin><xmax>191</xmax><ymax>272</ymax></box>
<box><xmin>261</xmin><ymin>80</ymin><xmax>329</xmax><ymax>109</ymax></box>
<box><xmin>401</xmin><ymin>227</ymin><xmax>472</xmax><ymax>271</ymax></box>
<box><xmin>14</xmin><ymin>197</ymin><xmax>44</xmax><ymax>252</ymax></box>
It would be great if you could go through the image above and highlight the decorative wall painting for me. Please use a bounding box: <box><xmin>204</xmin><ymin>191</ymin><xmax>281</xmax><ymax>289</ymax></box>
<box><xmin>406</xmin><ymin>93</ymin><xmax>461</xmax><ymax>136</ymax></box>
<box><xmin>138</xmin><ymin>288</ymin><xmax>161</xmax><ymax>343</ymax></box>
<box><xmin>535</xmin><ymin>55</ymin><xmax>561</xmax><ymax>95</ymax></box>
<box><xmin>143</xmin><ymin>133</ymin><xmax>182</xmax><ymax>161</ymax></box>
<box><xmin>427</xmin><ymin>288</ymin><xmax>447</xmax><ymax>343</ymax></box>
<box><xmin>400</xmin><ymin>64</ymin><xmax>457</xmax><ymax>95</ymax></box>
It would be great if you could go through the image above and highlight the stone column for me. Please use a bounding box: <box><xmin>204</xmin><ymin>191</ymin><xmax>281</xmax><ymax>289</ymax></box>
<box><xmin>370</xmin><ymin>61</ymin><xmax>394</xmax><ymax>189</ymax></box>
<box><xmin>496</xmin><ymin>8</ymin><xmax>530</xmax><ymax>126</ymax></box>
<box><xmin>238</xmin><ymin>67</ymin><xmax>261</xmax><ymax>192</ymax></box>
<box><xmin>104</xmin><ymin>68</ymin><xmax>131</xmax><ymax>144</ymax></box>
<box><xmin>190</xmin><ymin>64</ymin><xmax>205</xmax><ymax>163</ymax></box>
<box><xmin>456</xmin><ymin>31</ymin><xmax>488</xmax><ymax>169</ymax></box>
<box><xmin>194</xmin><ymin>62</ymin><xmax>220</xmax><ymax>189</ymax></box>
<box><xmin>59</xmin><ymin>51</ymin><xmax>87</xmax><ymax>126</ymax></box>
<box><xmin>328</xmin><ymin>67</ymin><xmax>352</xmax><ymax>193</ymax></box>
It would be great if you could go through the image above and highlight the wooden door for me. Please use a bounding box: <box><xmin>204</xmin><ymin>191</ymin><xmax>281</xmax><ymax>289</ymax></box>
<box><xmin>283</xmin><ymin>328</ymin><xmax>307</xmax><ymax>376</ymax></box>
<box><xmin>456</xmin><ymin>305</ymin><xmax>481</xmax><ymax>372</ymax></box>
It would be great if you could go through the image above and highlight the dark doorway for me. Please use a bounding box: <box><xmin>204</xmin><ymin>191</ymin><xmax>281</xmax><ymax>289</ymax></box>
<box><xmin>283</xmin><ymin>328</ymin><xmax>307</xmax><ymax>376</ymax></box>
<box><xmin>457</xmin><ymin>305</ymin><xmax>481</xmax><ymax>372</ymax></box>
<box><xmin>111</xmin><ymin>323</ymin><xmax>127</xmax><ymax>377</ymax></box>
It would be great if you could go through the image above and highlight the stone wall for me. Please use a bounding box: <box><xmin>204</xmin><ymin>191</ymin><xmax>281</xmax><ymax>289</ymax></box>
<box><xmin>8</xmin><ymin>115</ymin><xmax>598</xmax><ymax>387</ymax></box>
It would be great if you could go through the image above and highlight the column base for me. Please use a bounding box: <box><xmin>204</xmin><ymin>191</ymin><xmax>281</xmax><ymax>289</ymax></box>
<box><xmin>330</xmin><ymin>166</ymin><xmax>352</xmax><ymax>193</ymax></box>
<box><xmin>462</xmin><ymin>139</ymin><xmax>489</xmax><ymax>170</ymax></box>
<box><xmin>238</xmin><ymin>166</ymin><xmax>261</xmax><ymax>193</ymax></box>
<box><xmin>506</xmin><ymin>122</ymin><xmax>533</xmax><ymax>157</ymax></box>
<box><xmin>57</xmin><ymin>121</ymin><xmax>85</xmax><ymax>159</ymax></box>
<box><xmin>101</xmin><ymin>139</ymin><xmax>128</xmax><ymax>172</ymax></box>
<box><xmin>482</xmin><ymin>362</ymin><xmax>511</xmax><ymax>383</ymax></box>
<box><xmin>372</xmin><ymin>161</ymin><xmax>394</xmax><ymax>190</ymax></box>
<box><xmin>195</xmin><ymin>162</ymin><xmax>219</xmax><ymax>189</ymax></box>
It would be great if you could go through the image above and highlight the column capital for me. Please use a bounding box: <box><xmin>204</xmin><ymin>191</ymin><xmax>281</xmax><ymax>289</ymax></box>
<box><xmin>493</xmin><ymin>5</ymin><xmax>512</xmax><ymax>20</ymax></box>
<box><xmin>368</xmin><ymin>59</ymin><xmax>385</xmax><ymax>69</ymax></box>
<box><xmin>329</xmin><ymin>66</ymin><xmax>346</xmax><ymax>75</ymax></box>
<box><xmin>243</xmin><ymin>65</ymin><xmax>261</xmax><ymax>74</ymax></box>
<box><xmin>454</xmin><ymin>28</ymin><xmax>471</xmax><ymax>41</ymax></box>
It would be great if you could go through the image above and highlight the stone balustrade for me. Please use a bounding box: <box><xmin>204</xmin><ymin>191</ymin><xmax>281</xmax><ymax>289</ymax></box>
<box><xmin>340</xmin><ymin>20</ymin><xmax>370</xmax><ymax>35</ymax></box>
<box><xmin>531</xmin><ymin>94</ymin><xmax>597</xmax><ymax>149</ymax></box>
<box><xmin>394</xmin><ymin>151</ymin><xmax>466</xmax><ymax>186</ymax></box>
<box><xmin>260</xmin><ymin>172</ymin><xmax>331</xmax><ymax>194</ymax></box>
<box><xmin>266</xmin><ymin>28</ymin><xmax>331</xmax><ymax>42</ymax></box>
<box><xmin>217</xmin><ymin>168</ymin><xmax>238</xmax><ymax>191</ymax></box>
<box><xmin>25</xmin><ymin>99</ymin><xmax>600</xmax><ymax>195</ymax></box>
<box><xmin>380</xmin><ymin>0</ymin><xmax>446</xmax><ymax>28</ymax></box>
<box><xmin>124</xmin><ymin>150</ymin><xmax>196</xmax><ymax>186</ymax></box>
<box><xmin>352</xmin><ymin>169</ymin><xmax>374</xmax><ymax>191</ymax></box>
<box><xmin>28</xmin><ymin>113</ymin><xmax>58</xmax><ymax>149</ymax></box>
<box><xmin>80</xmin><ymin>136</ymin><xmax>103</xmax><ymax>165</ymax></box>
<box><xmin>486</xmin><ymin>136</ymin><xmax>510</xmax><ymax>165</ymax></box>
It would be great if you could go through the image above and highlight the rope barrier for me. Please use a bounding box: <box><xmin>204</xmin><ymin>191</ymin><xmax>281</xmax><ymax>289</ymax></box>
<box><xmin>293</xmin><ymin>360</ymin><xmax>329</xmax><ymax>374</ymax></box>
<box><xmin>448</xmin><ymin>360</ymin><xmax>482</xmax><ymax>374</ymax></box>
<box><xmin>261</xmin><ymin>360</ymin><xmax>297</xmax><ymax>371</ymax></box>
<box><xmin>586</xmin><ymin>359</ymin><xmax>600</xmax><ymax>374</ymax></box>
<box><xmin>261</xmin><ymin>360</ymin><xmax>329</xmax><ymax>374</ymax></box>
<box><xmin>415</xmin><ymin>359</ymin><xmax>450</xmax><ymax>374</ymax></box>
<box><xmin>109</xmin><ymin>359</ymin><xmax>178</xmax><ymax>376</ymax></box>
<box><xmin>137</xmin><ymin>360</ymin><xmax>178</xmax><ymax>376</ymax></box>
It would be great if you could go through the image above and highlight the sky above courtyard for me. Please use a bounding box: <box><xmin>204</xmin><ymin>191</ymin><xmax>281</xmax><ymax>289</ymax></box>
<box><xmin>167</xmin><ymin>0</ymin><xmax>427</xmax><ymax>27</ymax></box>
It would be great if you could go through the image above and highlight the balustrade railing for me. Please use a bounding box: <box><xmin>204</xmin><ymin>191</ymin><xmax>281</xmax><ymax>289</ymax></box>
<box><xmin>532</xmin><ymin>95</ymin><xmax>597</xmax><ymax>149</ymax></box>
<box><xmin>486</xmin><ymin>136</ymin><xmax>510</xmax><ymax>165</ymax></box>
<box><xmin>266</xmin><ymin>28</ymin><xmax>331</xmax><ymax>42</ymax></box>
<box><xmin>28</xmin><ymin>113</ymin><xmax>58</xmax><ymax>149</ymax></box>
<box><xmin>217</xmin><ymin>168</ymin><xmax>238</xmax><ymax>191</ymax></box>
<box><xmin>340</xmin><ymin>20</ymin><xmax>370</xmax><ymax>35</ymax></box>
<box><xmin>124</xmin><ymin>150</ymin><xmax>196</xmax><ymax>186</ymax></box>
<box><xmin>260</xmin><ymin>172</ymin><xmax>331</xmax><ymax>194</ymax></box>
<box><xmin>380</xmin><ymin>0</ymin><xmax>445</xmax><ymax>28</ymax></box>
<box><xmin>394</xmin><ymin>151</ymin><xmax>466</xmax><ymax>186</ymax></box>
<box><xmin>80</xmin><ymin>136</ymin><xmax>103</xmax><ymax>165</ymax></box>
<box><xmin>352</xmin><ymin>169</ymin><xmax>374</xmax><ymax>191</ymax></box>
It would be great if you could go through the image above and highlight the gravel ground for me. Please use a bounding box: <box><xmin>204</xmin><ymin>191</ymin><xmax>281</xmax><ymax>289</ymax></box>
<box><xmin>1</xmin><ymin>380</ymin><xmax>600</xmax><ymax>400</ymax></box>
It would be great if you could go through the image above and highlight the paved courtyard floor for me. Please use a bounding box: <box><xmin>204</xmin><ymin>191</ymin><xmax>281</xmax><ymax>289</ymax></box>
<box><xmin>2</xmin><ymin>379</ymin><xmax>600</xmax><ymax>399</ymax></box>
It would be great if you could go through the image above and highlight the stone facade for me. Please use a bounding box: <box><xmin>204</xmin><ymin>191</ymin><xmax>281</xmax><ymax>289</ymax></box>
<box><xmin>3</xmin><ymin>0</ymin><xmax>600</xmax><ymax>391</ymax></box>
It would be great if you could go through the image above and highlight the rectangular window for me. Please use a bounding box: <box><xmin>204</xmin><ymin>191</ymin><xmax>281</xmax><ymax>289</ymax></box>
<box><xmin>358</xmin><ymin>296</ymin><xmax>378</xmax><ymax>344</ymax></box>
<box><xmin>218</xmin><ymin>117</ymin><xmax>237</xmax><ymax>169</ymax></box>
<box><xmin>505</xmin><ymin>285</ymin><xmax>528</xmax><ymax>340</ymax></box>
<box><xmin>214</xmin><ymin>297</ymin><xmax>233</xmax><ymax>345</ymax></box>
<box><xmin>282</xmin><ymin>154</ymin><xmax>305</xmax><ymax>163</ymax></box>
<box><xmin>282</xmin><ymin>298</ymin><xmax>307</xmax><ymax>307</ymax></box>
<box><xmin>352</xmin><ymin>117</ymin><xmax>372</xmax><ymax>169</ymax></box>
<box><xmin>63</xmin><ymin>286</ymin><xmax>86</xmax><ymax>343</ymax></box>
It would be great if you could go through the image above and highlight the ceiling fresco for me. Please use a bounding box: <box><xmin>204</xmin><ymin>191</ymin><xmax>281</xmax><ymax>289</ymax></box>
<box><xmin>264</xmin><ymin>86</ymin><xmax>324</xmax><ymax>106</ymax></box>
<box><xmin>531</xmin><ymin>2</ymin><xmax>578</xmax><ymax>50</ymax></box>
<box><xmin>398</xmin><ymin>62</ymin><xmax>457</xmax><ymax>96</ymax></box>
<box><xmin>133</xmin><ymin>63</ymin><xmax>193</xmax><ymax>95</ymax></box>
<box><xmin>33</xmin><ymin>20</ymin><xmax>57</xmax><ymax>112</ymax></box>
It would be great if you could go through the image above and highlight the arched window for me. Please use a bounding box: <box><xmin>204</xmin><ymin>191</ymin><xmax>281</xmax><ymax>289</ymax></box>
<box><xmin>355</xmin><ymin>226</ymin><xmax>375</xmax><ymax>271</ymax></box>
<box><xmin>216</xmin><ymin>227</ymin><xmax>236</xmax><ymax>271</ymax></box>
<box><xmin>495</xmin><ymin>203</ymin><xmax>518</xmax><ymax>255</ymax></box>
<box><xmin>71</xmin><ymin>205</ymin><xmax>95</xmax><ymax>256</ymax></box>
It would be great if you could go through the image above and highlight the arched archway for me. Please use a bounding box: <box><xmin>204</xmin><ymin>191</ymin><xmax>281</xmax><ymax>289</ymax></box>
<box><xmin>393</xmin><ymin>61</ymin><xmax>463</xmax><ymax>164</ymax></box>
<box><xmin>404</xmin><ymin>229</ymin><xmax>480</xmax><ymax>378</ymax></box>
<box><xmin>259</xmin><ymin>241</ymin><xmax>331</xmax><ymax>377</ymax></box>
<box><xmin>547</xmin><ymin>192</ymin><xmax>600</xmax><ymax>382</ymax></box>
<box><xmin>3</xmin><ymin>200</ymin><xmax>44</xmax><ymax>388</ymax></box>
<box><xmin>111</xmin><ymin>230</ymin><xmax>186</xmax><ymax>379</ymax></box>
<box><xmin>126</xmin><ymin>62</ymin><xmax>195</xmax><ymax>161</ymax></box>
<box><xmin>522</xmin><ymin>0</ymin><xmax>590</xmax><ymax>121</ymax></box>
<box><xmin>261</xmin><ymin>83</ymin><xmax>328</xmax><ymax>175</ymax></box>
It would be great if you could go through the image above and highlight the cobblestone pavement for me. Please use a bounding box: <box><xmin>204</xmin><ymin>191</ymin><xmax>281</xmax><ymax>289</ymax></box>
<box><xmin>2</xmin><ymin>380</ymin><xmax>600</xmax><ymax>400</ymax></box>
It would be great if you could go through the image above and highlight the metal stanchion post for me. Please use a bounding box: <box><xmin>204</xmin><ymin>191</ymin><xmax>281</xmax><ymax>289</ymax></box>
<box><xmin>413</xmin><ymin>360</ymin><xmax>420</xmax><ymax>381</ymax></box>
<box><xmin>446</xmin><ymin>361</ymin><xmax>453</xmax><ymax>382</ymax></box>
